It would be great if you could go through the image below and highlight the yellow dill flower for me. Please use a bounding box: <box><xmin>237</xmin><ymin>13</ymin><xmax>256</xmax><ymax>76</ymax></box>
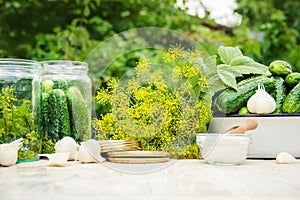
<box><xmin>165</xmin><ymin>44</ymin><xmax>184</xmax><ymax>62</ymax></box>
<box><xmin>95</xmin><ymin>88</ymin><xmax>111</xmax><ymax>105</ymax></box>
<box><xmin>198</xmin><ymin>100</ymin><xmax>212</xmax><ymax>132</ymax></box>
<box><xmin>102</xmin><ymin>113</ymin><xmax>116</xmax><ymax>124</ymax></box>
<box><xmin>0</xmin><ymin>87</ymin><xmax>17</xmax><ymax>107</ymax></box>
<box><xmin>174</xmin><ymin>82</ymin><xmax>193</xmax><ymax>99</ymax></box>
<box><xmin>112</xmin><ymin>92</ymin><xmax>130</xmax><ymax>107</ymax></box>
<box><xmin>97</xmin><ymin>113</ymin><xmax>117</xmax><ymax>136</ymax></box>
<box><xmin>129</xmin><ymin>103</ymin><xmax>150</xmax><ymax>120</ymax></box>
<box><xmin>136</xmin><ymin>59</ymin><xmax>150</xmax><ymax>76</ymax></box>
<box><xmin>171</xmin><ymin>66</ymin><xmax>182</xmax><ymax>80</ymax></box>
<box><xmin>198</xmin><ymin>77</ymin><xmax>209</xmax><ymax>88</ymax></box>
<box><xmin>133</xmin><ymin>87</ymin><xmax>148</xmax><ymax>101</ymax></box>
<box><xmin>147</xmin><ymin>70</ymin><xmax>168</xmax><ymax>91</ymax></box>
<box><xmin>165</xmin><ymin>51</ymin><xmax>177</xmax><ymax>62</ymax></box>
<box><xmin>127</xmin><ymin>77</ymin><xmax>140</xmax><ymax>94</ymax></box>
<box><xmin>107</xmin><ymin>77</ymin><xmax>119</xmax><ymax>90</ymax></box>
<box><xmin>182</xmin><ymin>65</ymin><xmax>198</xmax><ymax>78</ymax></box>
<box><xmin>154</xmin><ymin>82</ymin><xmax>168</xmax><ymax>92</ymax></box>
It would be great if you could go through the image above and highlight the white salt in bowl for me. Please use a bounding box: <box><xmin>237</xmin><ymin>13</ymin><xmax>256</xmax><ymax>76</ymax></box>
<box><xmin>196</xmin><ymin>133</ymin><xmax>250</xmax><ymax>165</ymax></box>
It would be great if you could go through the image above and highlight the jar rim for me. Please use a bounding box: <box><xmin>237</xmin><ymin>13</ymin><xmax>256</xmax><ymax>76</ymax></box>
<box><xmin>40</xmin><ymin>60</ymin><xmax>88</xmax><ymax>70</ymax></box>
<box><xmin>0</xmin><ymin>58</ymin><xmax>40</xmax><ymax>67</ymax></box>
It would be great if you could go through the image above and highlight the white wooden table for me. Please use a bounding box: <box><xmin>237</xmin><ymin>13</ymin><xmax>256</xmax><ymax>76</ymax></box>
<box><xmin>1</xmin><ymin>159</ymin><xmax>300</xmax><ymax>200</ymax></box>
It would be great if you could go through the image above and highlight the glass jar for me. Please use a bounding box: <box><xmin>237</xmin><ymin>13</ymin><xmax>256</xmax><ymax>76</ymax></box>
<box><xmin>40</xmin><ymin>60</ymin><xmax>92</xmax><ymax>152</ymax></box>
<box><xmin>0</xmin><ymin>59</ymin><xmax>41</xmax><ymax>161</ymax></box>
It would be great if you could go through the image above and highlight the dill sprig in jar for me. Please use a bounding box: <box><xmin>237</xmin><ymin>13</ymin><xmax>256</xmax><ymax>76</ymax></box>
<box><xmin>0</xmin><ymin>59</ymin><xmax>41</xmax><ymax>161</ymax></box>
<box><xmin>40</xmin><ymin>60</ymin><xmax>92</xmax><ymax>152</ymax></box>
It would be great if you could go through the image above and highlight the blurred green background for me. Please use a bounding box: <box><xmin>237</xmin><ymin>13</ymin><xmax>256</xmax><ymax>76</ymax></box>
<box><xmin>1</xmin><ymin>0</ymin><xmax>299</xmax><ymax>92</ymax></box>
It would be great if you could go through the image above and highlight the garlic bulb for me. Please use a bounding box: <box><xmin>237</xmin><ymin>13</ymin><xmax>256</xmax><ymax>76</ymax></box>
<box><xmin>247</xmin><ymin>83</ymin><xmax>276</xmax><ymax>114</ymax></box>
<box><xmin>55</xmin><ymin>137</ymin><xmax>77</xmax><ymax>161</ymax></box>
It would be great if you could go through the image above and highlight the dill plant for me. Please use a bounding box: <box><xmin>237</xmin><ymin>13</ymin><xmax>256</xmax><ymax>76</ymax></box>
<box><xmin>93</xmin><ymin>47</ymin><xmax>215</xmax><ymax>159</ymax></box>
<box><xmin>0</xmin><ymin>87</ymin><xmax>42</xmax><ymax>160</ymax></box>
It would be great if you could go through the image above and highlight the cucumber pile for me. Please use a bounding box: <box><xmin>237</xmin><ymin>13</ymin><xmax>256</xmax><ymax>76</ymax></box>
<box><xmin>41</xmin><ymin>80</ymin><xmax>91</xmax><ymax>142</ymax></box>
<box><xmin>215</xmin><ymin>60</ymin><xmax>300</xmax><ymax>115</ymax></box>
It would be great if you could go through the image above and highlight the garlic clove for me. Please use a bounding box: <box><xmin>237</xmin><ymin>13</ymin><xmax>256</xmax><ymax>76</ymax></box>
<box><xmin>276</xmin><ymin>152</ymin><xmax>298</xmax><ymax>164</ymax></box>
<box><xmin>48</xmin><ymin>153</ymin><xmax>70</xmax><ymax>167</ymax></box>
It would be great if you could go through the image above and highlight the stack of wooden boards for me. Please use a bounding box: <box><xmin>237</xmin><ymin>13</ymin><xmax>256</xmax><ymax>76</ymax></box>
<box><xmin>98</xmin><ymin>140</ymin><xmax>170</xmax><ymax>164</ymax></box>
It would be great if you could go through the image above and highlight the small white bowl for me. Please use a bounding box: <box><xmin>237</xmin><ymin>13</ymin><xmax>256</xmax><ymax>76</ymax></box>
<box><xmin>196</xmin><ymin>133</ymin><xmax>250</xmax><ymax>165</ymax></box>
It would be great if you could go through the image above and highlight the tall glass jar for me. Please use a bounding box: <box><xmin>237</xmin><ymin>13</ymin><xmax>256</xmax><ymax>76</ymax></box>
<box><xmin>0</xmin><ymin>59</ymin><xmax>41</xmax><ymax>161</ymax></box>
<box><xmin>40</xmin><ymin>60</ymin><xmax>92</xmax><ymax>152</ymax></box>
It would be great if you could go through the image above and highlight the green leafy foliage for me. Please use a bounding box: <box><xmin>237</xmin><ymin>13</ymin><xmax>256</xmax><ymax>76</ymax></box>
<box><xmin>0</xmin><ymin>0</ymin><xmax>299</xmax><ymax>72</ymax></box>
<box><xmin>236</xmin><ymin>0</ymin><xmax>300</xmax><ymax>71</ymax></box>
<box><xmin>216</xmin><ymin>46</ymin><xmax>270</xmax><ymax>89</ymax></box>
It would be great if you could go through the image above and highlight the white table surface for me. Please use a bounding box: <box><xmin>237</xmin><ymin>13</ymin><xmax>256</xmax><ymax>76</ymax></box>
<box><xmin>1</xmin><ymin>159</ymin><xmax>300</xmax><ymax>200</ymax></box>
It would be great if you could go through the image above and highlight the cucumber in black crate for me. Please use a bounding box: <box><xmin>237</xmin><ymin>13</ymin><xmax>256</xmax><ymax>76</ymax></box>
<box><xmin>216</xmin><ymin>76</ymin><xmax>275</xmax><ymax>114</ymax></box>
<box><xmin>285</xmin><ymin>72</ymin><xmax>300</xmax><ymax>89</ymax></box>
<box><xmin>271</xmin><ymin>76</ymin><xmax>287</xmax><ymax>114</ymax></box>
<box><xmin>282</xmin><ymin>82</ymin><xmax>300</xmax><ymax>114</ymax></box>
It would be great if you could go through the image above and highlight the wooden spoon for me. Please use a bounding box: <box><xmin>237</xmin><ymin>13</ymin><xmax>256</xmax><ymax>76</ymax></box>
<box><xmin>222</xmin><ymin>118</ymin><xmax>258</xmax><ymax>134</ymax></box>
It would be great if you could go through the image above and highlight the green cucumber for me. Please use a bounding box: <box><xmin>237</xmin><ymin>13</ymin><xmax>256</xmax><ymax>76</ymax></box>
<box><xmin>271</xmin><ymin>76</ymin><xmax>287</xmax><ymax>114</ymax></box>
<box><xmin>48</xmin><ymin>89</ymin><xmax>71</xmax><ymax>139</ymax></box>
<box><xmin>66</xmin><ymin>86</ymin><xmax>91</xmax><ymax>141</ymax></box>
<box><xmin>216</xmin><ymin>76</ymin><xmax>275</xmax><ymax>114</ymax></box>
<box><xmin>42</xmin><ymin>80</ymin><xmax>54</xmax><ymax>93</ymax></box>
<box><xmin>238</xmin><ymin>106</ymin><xmax>250</xmax><ymax>114</ymax></box>
<box><xmin>269</xmin><ymin>60</ymin><xmax>292</xmax><ymax>77</ymax></box>
<box><xmin>282</xmin><ymin>82</ymin><xmax>300</xmax><ymax>114</ymax></box>
<box><xmin>285</xmin><ymin>72</ymin><xmax>300</xmax><ymax>88</ymax></box>
<box><xmin>53</xmin><ymin>80</ymin><xmax>68</xmax><ymax>92</ymax></box>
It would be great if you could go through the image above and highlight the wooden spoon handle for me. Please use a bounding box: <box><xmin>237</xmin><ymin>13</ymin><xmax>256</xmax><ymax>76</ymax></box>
<box><xmin>221</xmin><ymin>125</ymin><xmax>239</xmax><ymax>134</ymax></box>
<box><xmin>222</xmin><ymin>119</ymin><xmax>258</xmax><ymax>134</ymax></box>
<box><xmin>242</xmin><ymin>119</ymin><xmax>258</xmax><ymax>131</ymax></box>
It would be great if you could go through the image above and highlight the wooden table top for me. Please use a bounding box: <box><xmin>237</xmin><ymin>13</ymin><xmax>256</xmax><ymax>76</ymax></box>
<box><xmin>1</xmin><ymin>159</ymin><xmax>300</xmax><ymax>200</ymax></box>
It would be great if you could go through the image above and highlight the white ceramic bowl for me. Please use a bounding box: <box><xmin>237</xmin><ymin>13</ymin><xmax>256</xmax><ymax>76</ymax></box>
<box><xmin>196</xmin><ymin>133</ymin><xmax>250</xmax><ymax>165</ymax></box>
